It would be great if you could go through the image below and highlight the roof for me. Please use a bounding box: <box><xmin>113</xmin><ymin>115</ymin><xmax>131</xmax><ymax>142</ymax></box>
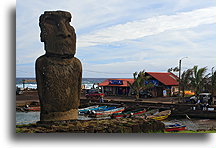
<box><xmin>98</xmin><ymin>78</ymin><xmax>134</xmax><ymax>87</ymax></box>
<box><xmin>98</xmin><ymin>72</ymin><xmax>179</xmax><ymax>87</ymax></box>
<box><xmin>146</xmin><ymin>72</ymin><xmax>179</xmax><ymax>86</ymax></box>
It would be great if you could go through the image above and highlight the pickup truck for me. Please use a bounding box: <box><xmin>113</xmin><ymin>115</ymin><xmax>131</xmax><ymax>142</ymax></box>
<box><xmin>189</xmin><ymin>93</ymin><xmax>212</xmax><ymax>104</ymax></box>
<box><xmin>85</xmin><ymin>89</ymin><xmax>104</xmax><ymax>99</ymax></box>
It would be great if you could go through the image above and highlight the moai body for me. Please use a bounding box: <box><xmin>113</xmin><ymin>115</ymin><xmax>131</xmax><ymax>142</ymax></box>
<box><xmin>36</xmin><ymin>11</ymin><xmax>82</xmax><ymax>121</ymax></box>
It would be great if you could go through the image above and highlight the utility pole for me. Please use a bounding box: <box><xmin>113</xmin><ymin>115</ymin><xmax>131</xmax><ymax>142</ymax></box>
<box><xmin>178</xmin><ymin>60</ymin><xmax>181</xmax><ymax>100</ymax></box>
<box><xmin>22</xmin><ymin>79</ymin><xmax>25</xmax><ymax>88</ymax></box>
<box><xmin>178</xmin><ymin>57</ymin><xmax>188</xmax><ymax>102</ymax></box>
<box><xmin>212</xmin><ymin>67</ymin><xmax>215</xmax><ymax>105</ymax></box>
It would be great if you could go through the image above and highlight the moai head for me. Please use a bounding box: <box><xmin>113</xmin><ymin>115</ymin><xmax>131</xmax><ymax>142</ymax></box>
<box><xmin>39</xmin><ymin>11</ymin><xmax>76</xmax><ymax>56</ymax></box>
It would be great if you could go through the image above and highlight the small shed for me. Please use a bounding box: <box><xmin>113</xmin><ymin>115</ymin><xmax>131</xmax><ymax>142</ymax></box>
<box><xmin>99</xmin><ymin>78</ymin><xmax>134</xmax><ymax>96</ymax></box>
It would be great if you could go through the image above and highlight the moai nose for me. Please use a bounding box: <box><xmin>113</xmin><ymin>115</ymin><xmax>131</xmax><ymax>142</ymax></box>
<box><xmin>57</xmin><ymin>22</ymin><xmax>71</xmax><ymax>38</ymax></box>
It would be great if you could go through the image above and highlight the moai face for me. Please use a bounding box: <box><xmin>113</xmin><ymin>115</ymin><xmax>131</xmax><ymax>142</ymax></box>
<box><xmin>39</xmin><ymin>11</ymin><xmax>76</xmax><ymax>56</ymax></box>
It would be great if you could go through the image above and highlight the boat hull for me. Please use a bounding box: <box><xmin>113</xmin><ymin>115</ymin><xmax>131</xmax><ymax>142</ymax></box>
<box><xmin>78</xmin><ymin>105</ymin><xmax>99</xmax><ymax>112</ymax></box>
<box><xmin>79</xmin><ymin>106</ymin><xmax>107</xmax><ymax>114</ymax></box>
<box><xmin>111</xmin><ymin>108</ymin><xmax>146</xmax><ymax>118</ymax></box>
<box><xmin>24</xmin><ymin>106</ymin><xmax>40</xmax><ymax>111</ymax></box>
<box><xmin>90</xmin><ymin>107</ymin><xmax>125</xmax><ymax>118</ymax></box>
<box><xmin>165</xmin><ymin>124</ymin><xmax>186</xmax><ymax>132</ymax></box>
<box><xmin>146</xmin><ymin>110</ymin><xmax>171</xmax><ymax>121</ymax></box>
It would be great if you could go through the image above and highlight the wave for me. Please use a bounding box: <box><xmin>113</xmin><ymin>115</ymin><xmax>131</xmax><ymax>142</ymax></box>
<box><xmin>16</xmin><ymin>83</ymin><xmax>99</xmax><ymax>90</ymax></box>
<box><xmin>16</xmin><ymin>78</ymin><xmax>106</xmax><ymax>89</ymax></box>
<box><xmin>16</xmin><ymin>84</ymin><xmax>37</xmax><ymax>89</ymax></box>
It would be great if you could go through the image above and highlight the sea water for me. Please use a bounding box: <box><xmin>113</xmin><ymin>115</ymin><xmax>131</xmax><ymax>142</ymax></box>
<box><xmin>16</xmin><ymin>78</ymin><xmax>107</xmax><ymax>125</ymax></box>
<box><xmin>16</xmin><ymin>112</ymin><xmax>40</xmax><ymax>125</ymax></box>
<box><xmin>16</xmin><ymin>78</ymin><xmax>107</xmax><ymax>89</ymax></box>
<box><xmin>16</xmin><ymin>112</ymin><xmax>107</xmax><ymax>125</ymax></box>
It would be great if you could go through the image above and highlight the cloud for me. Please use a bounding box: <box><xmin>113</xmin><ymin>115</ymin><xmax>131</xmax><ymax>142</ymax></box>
<box><xmin>80</xmin><ymin>23</ymin><xmax>216</xmax><ymax>78</ymax></box>
<box><xmin>78</xmin><ymin>7</ymin><xmax>216</xmax><ymax>47</ymax></box>
<box><xmin>16</xmin><ymin>0</ymin><xmax>216</xmax><ymax>77</ymax></box>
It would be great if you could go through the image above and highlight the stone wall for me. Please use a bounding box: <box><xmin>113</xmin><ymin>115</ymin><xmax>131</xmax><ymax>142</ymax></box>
<box><xmin>16</xmin><ymin>118</ymin><xmax>165</xmax><ymax>133</ymax></box>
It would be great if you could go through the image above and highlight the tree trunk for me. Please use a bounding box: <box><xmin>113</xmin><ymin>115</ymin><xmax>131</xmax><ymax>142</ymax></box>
<box><xmin>135</xmin><ymin>89</ymin><xmax>139</xmax><ymax>101</ymax></box>
<box><xmin>182</xmin><ymin>86</ymin><xmax>185</xmax><ymax>98</ymax></box>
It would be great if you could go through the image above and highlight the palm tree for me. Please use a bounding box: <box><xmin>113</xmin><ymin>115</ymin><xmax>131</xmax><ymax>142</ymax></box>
<box><xmin>213</xmin><ymin>70</ymin><xmax>216</xmax><ymax>95</ymax></box>
<box><xmin>180</xmin><ymin>69</ymin><xmax>192</xmax><ymax>97</ymax></box>
<box><xmin>190</xmin><ymin>66</ymin><xmax>209</xmax><ymax>96</ymax></box>
<box><xmin>128</xmin><ymin>70</ymin><xmax>153</xmax><ymax>100</ymax></box>
<box><xmin>210</xmin><ymin>70</ymin><xmax>216</xmax><ymax>104</ymax></box>
<box><xmin>167</xmin><ymin>67</ymin><xmax>179</xmax><ymax>72</ymax></box>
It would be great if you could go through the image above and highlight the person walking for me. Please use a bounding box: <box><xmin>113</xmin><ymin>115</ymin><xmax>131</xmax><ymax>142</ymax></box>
<box><xmin>99</xmin><ymin>96</ymin><xmax>104</xmax><ymax>103</ymax></box>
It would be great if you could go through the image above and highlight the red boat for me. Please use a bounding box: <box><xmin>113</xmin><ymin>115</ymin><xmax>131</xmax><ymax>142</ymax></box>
<box><xmin>24</xmin><ymin>106</ymin><xmax>40</xmax><ymax>111</ymax></box>
<box><xmin>111</xmin><ymin>108</ymin><xmax>147</xmax><ymax>118</ymax></box>
<box><xmin>165</xmin><ymin>123</ymin><xmax>186</xmax><ymax>132</ymax></box>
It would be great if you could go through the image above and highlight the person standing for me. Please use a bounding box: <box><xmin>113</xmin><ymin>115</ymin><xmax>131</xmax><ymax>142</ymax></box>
<box><xmin>99</xmin><ymin>96</ymin><xmax>104</xmax><ymax>103</ymax></box>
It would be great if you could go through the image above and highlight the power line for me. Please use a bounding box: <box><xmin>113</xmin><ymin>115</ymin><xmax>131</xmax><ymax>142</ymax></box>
<box><xmin>16</xmin><ymin>70</ymin><xmax>34</xmax><ymax>74</ymax></box>
<box><xmin>16</xmin><ymin>69</ymin><xmax>132</xmax><ymax>75</ymax></box>
<box><xmin>84</xmin><ymin>69</ymin><xmax>131</xmax><ymax>75</ymax></box>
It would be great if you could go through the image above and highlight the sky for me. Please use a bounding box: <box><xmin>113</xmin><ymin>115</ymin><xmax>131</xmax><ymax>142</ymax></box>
<box><xmin>16</xmin><ymin>0</ymin><xmax>216</xmax><ymax>78</ymax></box>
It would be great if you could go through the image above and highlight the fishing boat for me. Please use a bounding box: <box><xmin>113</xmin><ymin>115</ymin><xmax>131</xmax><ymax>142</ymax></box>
<box><xmin>79</xmin><ymin>106</ymin><xmax>107</xmax><ymax>114</ymax></box>
<box><xmin>141</xmin><ymin>109</ymin><xmax>159</xmax><ymax>119</ymax></box>
<box><xmin>146</xmin><ymin>110</ymin><xmax>171</xmax><ymax>120</ymax></box>
<box><xmin>143</xmin><ymin>109</ymin><xmax>159</xmax><ymax>116</ymax></box>
<box><xmin>135</xmin><ymin>109</ymin><xmax>159</xmax><ymax>119</ymax></box>
<box><xmin>88</xmin><ymin>106</ymin><xmax>117</xmax><ymax>115</ymax></box>
<box><xmin>165</xmin><ymin>123</ymin><xmax>186</xmax><ymax>132</ymax></box>
<box><xmin>24</xmin><ymin>106</ymin><xmax>40</xmax><ymax>111</ymax></box>
<box><xmin>79</xmin><ymin>105</ymin><xmax>99</xmax><ymax>111</ymax></box>
<box><xmin>78</xmin><ymin>105</ymin><xmax>99</xmax><ymax>113</ymax></box>
<box><xmin>89</xmin><ymin>107</ymin><xmax>125</xmax><ymax>118</ymax></box>
<box><xmin>111</xmin><ymin>108</ymin><xmax>147</xmax><ymax>118</ymax></box>
<box><xmin>98</xmin><ymin>106</ymin><xmax>116</xmax><ymax>111</ymax></box>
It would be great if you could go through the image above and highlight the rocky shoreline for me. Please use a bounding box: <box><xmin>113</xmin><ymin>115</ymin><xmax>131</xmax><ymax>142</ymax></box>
<box><xmin>16</xmin><ymin>118</ymin><xmax>165</xmax><ymax>133</ymax></box>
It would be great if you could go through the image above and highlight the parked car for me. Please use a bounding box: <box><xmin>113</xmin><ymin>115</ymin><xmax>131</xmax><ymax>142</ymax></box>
<box><xmin>85</xmin><ymin>89</ymin><xmax>104</xmax><ymax>99</ymax></box>
<box><xmin>16</xmin><ymin>87</ymin><xmax>24</xmax><ymax>95</ymax></box>
<box><xmin>131</xmin><ymin>90</ymin><xmax>152</xmax><ymax>98</ymax></box>
<box><xmin>140</xmin><ymin>91</ymin><xmax>152</xmax><ymax>98</ymax></box>
<box><xmin>189</xmin><ymin>93</ymin><xmax>212</xmax><ymax>104</ymax></box>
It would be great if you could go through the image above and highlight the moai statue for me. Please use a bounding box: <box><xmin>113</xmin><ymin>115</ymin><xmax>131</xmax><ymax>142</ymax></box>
<box><xmin>36</xmin><ymin>11</ymin><xmax>82</xmax><ymax>121</ymax></box>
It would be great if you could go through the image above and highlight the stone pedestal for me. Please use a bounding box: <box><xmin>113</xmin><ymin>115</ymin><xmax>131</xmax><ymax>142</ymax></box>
<box><xmin>40</xmin><ymin>109</ymin><xmax>78</xmax><ymax>121</ymax></box>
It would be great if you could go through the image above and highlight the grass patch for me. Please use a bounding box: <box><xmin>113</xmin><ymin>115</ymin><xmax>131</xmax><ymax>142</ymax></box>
<box><xmin>165</xmin><ymin>130</ymin><xmax>216</xmax><ymax>133</ymax></box>
<box><xmin>16</xmin><ymin>128</ymin><xmax>23</xmax><ymax>133</ymax></box>
<box><xmin>16</xmin><ymin>123</ymin><xmax>36</xmax><ymax>128</ymax></box>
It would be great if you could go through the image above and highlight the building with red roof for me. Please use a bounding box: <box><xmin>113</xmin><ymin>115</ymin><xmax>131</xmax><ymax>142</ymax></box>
<box><xmin>98</xmin><ymin>78</ymin><xmax>134</xmax><ymax>96</ymax></box>
<box><xmin>145</xmin><ymin>72</ymin><xmax>179</xmax><ymax>97</ymax></box>
<box><xmin>145</xmin><ymin>72</ymin><xmax>178</xmax><ymax>86</ymax></box>
<box><xmin>98</xmin><ymin>72</ymin><xmax>179</xmax><ymax>97</ymax></box>
<box><xmin>99</xmin><ymin>78</ymin><xmax>134</xmax><ymax>87</ymax></box>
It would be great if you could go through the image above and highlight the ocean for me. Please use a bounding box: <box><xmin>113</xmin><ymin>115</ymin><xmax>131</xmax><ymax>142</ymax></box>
<box><xmin>16</xmin><ymin>78</ymin><xmax>107</xmax><ymax>89</ymax></box>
